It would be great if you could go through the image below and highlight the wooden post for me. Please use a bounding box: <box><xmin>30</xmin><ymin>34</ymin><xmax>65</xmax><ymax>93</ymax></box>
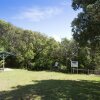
<box><xmin>73</xmin><ymin>68</ymin><xmax>74</xmax><ymax>74</ymax></box>
<box><xmin>71</xmin><ymin>68</ymin><xmax>72</xmax><ymax>74</ymax></box>
<box><xmin>88</xmin><ymin>69</ymin><xmax>89</xmax><ymax>74</ymax></box>
<box><xmin>77</xmin><ymin>68</ymin><xmax>78</xmax><ymax>74</ymax></box>
<box><xmin>3</xmin><ymin>54</ymin><xmax>5</xmax><ymax>71</ymax></box>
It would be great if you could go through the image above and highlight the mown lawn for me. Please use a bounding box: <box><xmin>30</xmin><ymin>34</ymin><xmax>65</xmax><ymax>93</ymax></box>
<box><xmin>0</xmin><ymin>69</ymin><xmax>100</xmax><ymax>100</ymax></box>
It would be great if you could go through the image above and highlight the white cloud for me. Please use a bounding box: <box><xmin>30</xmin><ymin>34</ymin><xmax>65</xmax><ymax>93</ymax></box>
<box><xmin>13</xmin><ymin>6</ymin><xmax>63</xmax><ymax>22</ymax></box>
<box><xmin>61</xmin><ymin>1</ymin><xmax>71</xmax><ymax>6</ymax></box>
<box><xmin>52</xmin><ymin>35</ymin><xmax>62</xmax><ymax>42</ymax></box>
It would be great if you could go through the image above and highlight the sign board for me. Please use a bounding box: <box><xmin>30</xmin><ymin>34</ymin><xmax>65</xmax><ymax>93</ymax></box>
<box><xmin>54</xmin><ymin>62</ymin><xmax>59</xmax><ymax>67</ymax></box>
<box><xmin>71</xmin><ymin>61</ymin><xmax>78</xmax><ymax>67</ymax></box>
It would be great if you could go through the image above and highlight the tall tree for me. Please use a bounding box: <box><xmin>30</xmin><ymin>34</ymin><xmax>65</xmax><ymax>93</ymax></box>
<box><xmin>72</xmin><ymin>0</ymin><xmax>100</xmax><ymax>47</ymax></box>
<box><xmin>71</xmin><ymin>0</ymin><xmax>100</xmax><ymax>69</ymax></box>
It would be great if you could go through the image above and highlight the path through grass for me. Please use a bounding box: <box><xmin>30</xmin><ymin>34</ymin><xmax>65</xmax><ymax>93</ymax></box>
<box><xmin>0</xmin><ymin>69</ymin><xmax>100</xmax><ymax>100</ymax></box>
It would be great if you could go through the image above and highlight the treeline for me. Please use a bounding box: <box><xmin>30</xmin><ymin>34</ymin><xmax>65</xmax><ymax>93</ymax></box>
<box><xmin>0</xmin><ymin>20</ymin><xmax>100</xmax><ymax>71</ymax></box>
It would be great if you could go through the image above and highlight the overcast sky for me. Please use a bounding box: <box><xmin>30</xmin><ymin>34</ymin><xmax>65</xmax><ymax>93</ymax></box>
<box><xmin>0</xmin><ymin>0</ymin><xmax>80</xmax><ymax>41</ymax></box>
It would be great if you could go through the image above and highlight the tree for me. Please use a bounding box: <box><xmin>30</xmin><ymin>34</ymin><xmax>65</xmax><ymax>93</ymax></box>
<box><xmin>72</xmin><ymin>0</ymin><xmax>96</xmax><ymax>11</ymax></box>
<box><xmin>71</xmin><ymin>0</ymin><xmax>100</xmax><ymax>70</ymax></box>
<box><xmin>72</xmin><ymin>0</ymin><xmax>100</xmax><ymax>46</ymax></box>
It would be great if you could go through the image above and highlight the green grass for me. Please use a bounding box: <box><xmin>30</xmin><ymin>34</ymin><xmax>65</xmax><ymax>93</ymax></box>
<box><xmin>0</xmin><ymin>69</ymin><xmax>100</xmax><ymax>100</ymax></box>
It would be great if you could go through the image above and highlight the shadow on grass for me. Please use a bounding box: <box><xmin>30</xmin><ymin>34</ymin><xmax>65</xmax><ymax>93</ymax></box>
<box><xmin>0</xmin><ymin>80</ymin><xmax>100</xmax><ymax>100</ymax></box>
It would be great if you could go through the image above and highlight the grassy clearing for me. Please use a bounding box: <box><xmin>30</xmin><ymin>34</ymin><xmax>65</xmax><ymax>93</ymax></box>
<box><xmin>0</xmin><ymin>69</ymin><xmax>100</xmax><ymax>100</ymax></box>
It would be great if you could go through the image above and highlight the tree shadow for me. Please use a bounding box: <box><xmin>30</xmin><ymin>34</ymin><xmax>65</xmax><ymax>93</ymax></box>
<box><xmin>0</xmin><ymin>80</ymin><xmax>100</xmax><ymax>100</ymax></box>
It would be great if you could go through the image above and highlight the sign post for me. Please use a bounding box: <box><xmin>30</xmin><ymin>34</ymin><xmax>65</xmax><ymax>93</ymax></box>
<box><xmin>71</xmin><ymin>61</ymin><xmax>78</xmax><ymax>74</ymax></box>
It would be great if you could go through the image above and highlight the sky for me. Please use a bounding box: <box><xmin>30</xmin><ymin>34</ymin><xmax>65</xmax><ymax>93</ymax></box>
<box><xmin>0</xmin><ymin>0</ymin><xmax>80</xmax><ymax>41</ymax></box>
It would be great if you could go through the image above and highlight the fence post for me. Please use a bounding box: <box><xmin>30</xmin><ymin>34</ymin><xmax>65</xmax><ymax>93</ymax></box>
<box><xmin>3</xmin><ymin>54</ymin><xmax>5</xmax><ymax>71</ymax></box>
<box><xmin>73</xmin><ymin>68</ymin><xmax>74</xmax><ymax>74</ymax></box>
<box><xmin>88</xmin><ymin>69</ymin><xmax>89</xmax><ymax>74</ymax></box>
<box><xmin>77</xmin><ymin>68</ymin><xmax>78</xmax><ymax>74</ymax></box>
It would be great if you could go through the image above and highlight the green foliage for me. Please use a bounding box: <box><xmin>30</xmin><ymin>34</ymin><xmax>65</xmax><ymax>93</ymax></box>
<box><xmin>71</xmin><ymin>0</ymin><xmax>100</xmax><ymax>70</ymax></box>
<box><xmin>72</xmin><ymin>0</ymin><xmax>96</xmax><ymax>10</ymax></box>
<box><xmin>0</xmin><ymin>18</ymin><xmax>100</xmax><ymax>71</ymax></box>
<box><xmin>0</xmin><ymin>20</ymin><xmax>61</xmax><ymax>70</ymax></box>
<box><xmin>72</xmin><ymin>0</ymin><xmax>100</xmax><ymax>47</ymax></box>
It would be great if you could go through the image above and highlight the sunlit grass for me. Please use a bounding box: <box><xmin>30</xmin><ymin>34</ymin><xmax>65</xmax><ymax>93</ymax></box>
<box><xmin>0</xmin><ymin>69</ymin><xmax>100</xmax><ymax>100</ymax></box>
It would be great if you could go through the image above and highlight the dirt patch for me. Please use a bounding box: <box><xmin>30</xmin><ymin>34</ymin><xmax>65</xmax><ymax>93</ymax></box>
<box><xmin>0</xmin><ymin>68</ymin><xmax>13</xmax><ymax>71</ymax></box>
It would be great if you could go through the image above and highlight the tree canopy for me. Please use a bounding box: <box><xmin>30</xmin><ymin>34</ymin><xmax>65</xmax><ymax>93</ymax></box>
<box><xmin>71</xmin><ymin>0</ymin><xmax>100</xmax><ymax>70</ymax></box>
<box><xmin>72</xmin><ymin>0</ymin><xmax>100</xmax><ymax>47</ymax></box>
